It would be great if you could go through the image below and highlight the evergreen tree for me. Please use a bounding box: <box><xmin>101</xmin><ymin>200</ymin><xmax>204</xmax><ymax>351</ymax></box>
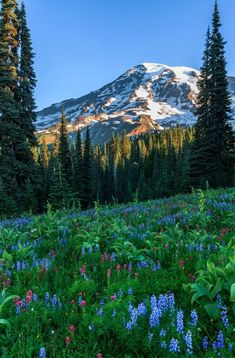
<box><xmin>73</xmin><ymin>129</ymin><xmax>83</xmax><ymax>201</ymax></box>
<box><xmin>0</xmin><ymin>177</ymin><xmax>17</xmax><ymax>216</ymax></box>
<box><xmin>49</xmin><ymin>162</ymin><xmax>74</xmax><ymax>210</ymax></box>
<box><xmin>0</xmin><ymin>0</ymin><xmax>37</xmax><ymax>211</ymax></box>
<box><xmin>190</xmin><ymin>2</ymin><xmax>235</xmax><ymax>188</ymax></box>
<box><xmin>58</xmin><ymin>108</ymin><xmax>72</xmax><ymax>182</ymax></box>
<box><xmin>80</xmin><ymin>127</ymin><xmax>93</xmax><ymax>209</ymax></box>
<box><xmin>18</xmin><ymin>2</ymin><xmax>37</xmax><ymax>146</ymax></box>
<box><xmin>41</xmin><ymin>137</ymin><xmax>49</xmax><ymax>167</ymax></box>
<box><xmin>0</xmin><ymin>0</ymin><xmax>20</xmax><ymax>197</ymax></box>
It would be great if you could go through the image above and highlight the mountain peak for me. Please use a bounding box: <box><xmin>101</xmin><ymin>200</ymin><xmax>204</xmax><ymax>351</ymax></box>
<box><xmin>36</xmin><ymin>62</ymin><xmax>235</xmax><ymax>145</ymax></box>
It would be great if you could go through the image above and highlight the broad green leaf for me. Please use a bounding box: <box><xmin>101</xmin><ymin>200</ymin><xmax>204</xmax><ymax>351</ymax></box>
<box><xmin>0</xmin><ymin>318</ymin><xmax>11</xmax><ymax>329</ymax></box>
<box><xmin>230</xmin><ymin>283</ymin><xmax>235</xmax><ymax>302</ymax></box>
<box><xmin>191</xmin><ymin>284</ymin><xmax>210</xmax><ymax>303</ymax></box>
<box><xmin>204</xmin><ymin>303</ymin><xmax>220</xmax><ymax>320</ymax></box>
<box><xmin>211</xmin><ymin>277</ymin><xmax>224</xmax><ymax>299</ymax></box>
<box><xmin>0</xmin><ymin>295</ymin><xmax>19</xmax><ymax>314</ymax></box>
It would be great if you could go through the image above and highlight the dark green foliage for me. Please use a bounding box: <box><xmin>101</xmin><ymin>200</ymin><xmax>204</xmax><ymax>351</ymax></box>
<box><xmin>58</xmin><ymin>108</ymin><xmax>73</xmax><ymax>183</ymax></box>
<box><xmin>18</xmin><ymin>2</ymin><xmax>37</xmax><ymax>146</ymax></box>
<box><xmin>73</xmin><ymin>129</ymin><xmax>83</xmax><ymax>201</ymax></box>
<box><xmin>190</xmin><ymin>2</ymin><xmax>235</xmax><ymax>188</ymax></box>
<box><xmin>0</xmin><ymin>0</ymin><xmax>37</xmax><ymax>212</ymax></box>
<box><xmin>0</xmin><ymin>177</ymin><xmax>17</xmax><ymax>217</ymax></box>
<box><xmin>80</xmin><ymin>127</ymin><xmax>94</xmax><ymax>209</ymax></box>
<box><xmin>49</xmin><ymin>162</ymin><xmax>75</xmax><ymax>210</ymax></box>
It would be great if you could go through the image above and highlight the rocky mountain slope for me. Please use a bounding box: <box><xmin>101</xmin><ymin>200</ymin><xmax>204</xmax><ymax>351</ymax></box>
<box><xmin>36</xmin><ymin>63</ymin><xmax>235</xmax><ymax>145</ymax></box>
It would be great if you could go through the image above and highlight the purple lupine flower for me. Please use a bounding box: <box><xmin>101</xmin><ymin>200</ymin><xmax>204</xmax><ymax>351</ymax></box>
<box><xmin>221</xmin><ymin>305</ymin><xmax>229</xmax><ymax>328</ymax></box>
<box><xmin>140</xmin><ymin>260</ymin><xmax>148</xmax><ymax>268</ymax></box>
<box><xmin>45</xmin><ymin>292</ymin><xmax>50</xmax><ymax>306</ymax></box>
<box><xmin>112</xmin><ymin>309</ymin><xmax>117</xmax><ymax>317</ymax></box>
<box><xmin>212</xmin><ymin>341</ymin><xmax>218</xmax><ymax>352</ymax></box>
<box><xmin>176</xmin><ymin>309</ymin><xmax>184</xmax><ymax>333</ymax></box>
<box><xmin>149</xmin><ymin>307</ymin><xmax>161</xmax><ymax>328</ymax></box>
<box><xmin>126</xmin><ymin>321</ymin><xmax>133</xmax><ymax>330</ymax></box>
<box><xmin>137</xmin><ymin>302</ymin><xmax>147</xmax><ymax>316</ymax></box>
<box><xmin>184</xmin><ymin>331</ymin><xmax>193</xmax><ymax>355</ymax></box>
<box><xmin>128</xmin><ymin>262</ymin><xmax>132</xmax><ymax>270</ymax></box>
<box><xmin>16</xmin><ymin>306</ymin><xmax>21</xmax><ymax>315</ymax></box>
<box><xmin>150</xmin><ymin>295</ymin><xmax>157</xmax><ymax>310</ymax></box>
<box><xmin>189</xmin><ymin>309</ymin><xmax>198</xmax><ymax>326</ymax></box>
<box><xmin>153</xmin><ymin>262</ymin><xmax>161</xmax><ymax>272</ymax></box>
<box><xmin>169</xmin><ymin>338</ymin><xmax>180</xmax><ymax>353</ymax></box>
<box><xmin>128</xmin><ymin>288</ymin><xmax>133</xmax><ymax>295</ymax></box>
<box><xmin>228</xmin><ymin>343</ymin><xmax>233</xmax><ymax>352</ymax></box>
<box><xmin>51</xmin><ymin>294</ymin><xmax>57</xmax><ymax>308</ymax></box>
<box><xmin>160</xmin><ymin>341</ymin><xmax>167</xmax><ymax>349</ymax></box>
<box><xmin>96</xmin><ymin>308</ymin><xmax>103</xmax><ymax>317</ymax></box>
<box><xmin>168</xmin><ymin>293</ymin><xmax>175</xmax><ymax>310</ymax></box>
<box><xmin>130</xmin><ymin>307</ymin><xmax>138</xmax><ymax>324</ymax></box>
<box><xmin>202</xmin><ymin>336</ymin><xmax>208</xmax><ymax>351</ymax></box>
<box><xmin>160</xmin><ymin>329</ymin><xmax>166</xmax><ymax>337</ymax></box>
<box><xmin>39</xmin><ymin>347</ymin><xmax>46</xmax><ymax>358</ymax></box>
<box><xmin>158</xmin><ymin>294</ymin><xmax>168</xmax><ymax>312</ymax></box>
<box><xmin>216</xmin><ymin>294</ymin><xmax>222</xmax><ymax>309</ymax></box>
<box><xmin>217</xmin><ymin>331</ymin><xmax>224</xmax><ymax>349</ymax></box>
<box><xmin>32</xmin><ymin>293</ymin><xmax>38</xmax><ymax>302</ymax></box>
<box><xmin>16</xmin><ymin>261</ymin><xmax>21</xmax><ymax>271</ymax></box>
<box><xmin>110</xmin><ymin>252</ymin><xmax>116</xmax><ymax>261</ymax></box>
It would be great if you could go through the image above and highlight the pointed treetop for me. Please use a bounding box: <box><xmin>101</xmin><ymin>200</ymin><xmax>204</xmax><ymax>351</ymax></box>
<box><xmin>212</xmin><ymin>0</ymin><xmax>221</xmax><ymax>30</ymax></box>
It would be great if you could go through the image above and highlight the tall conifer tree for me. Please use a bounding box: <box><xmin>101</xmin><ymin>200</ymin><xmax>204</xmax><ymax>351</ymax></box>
<box><xmin>73</xmin><ymin>129</ymin><xmax>84</xmax><ymax>201</ymax></box>
<box><xmin>58</xmin><ymin>107</ymin><xmax>72</xmax><ymax>182</ymax></box>
<box><xmin>190</xmin><ymin>1</ymin><xmax>234</xmax><ymax>188</ymax></box>
<box><xmin>80</xmin><ymin>127</ymin><xmax>93</xmax><ymax>209</ymax></box>
<box><xmin>18</xmin><ymin>2</ymin><xmax>37</xmax><ymax>146</ymax></box>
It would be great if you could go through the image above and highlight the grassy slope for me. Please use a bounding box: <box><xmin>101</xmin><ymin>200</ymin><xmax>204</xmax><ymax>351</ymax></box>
<box><xmin>0</xmin><ymin>187</ymin><xmax>235</xmax><ymax>357</ymax></box>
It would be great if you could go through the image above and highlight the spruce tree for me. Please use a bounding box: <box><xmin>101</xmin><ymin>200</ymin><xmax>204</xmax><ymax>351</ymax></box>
<box><xmin>49</xmin><ymin>162</ymin><xmax>74</xmax><ymax>210</ymax></box>
<box><xmin>58</xmin><ymin>108</ymin><xmax>72</xmax><ymax>183</ymax></box>
<box><xmin>80</xmin><ymin>127</ymin><xmax>93</xmax><ymax>209</ymax></box>
<box><xmin>190</xmin><ymin>2</ymin><xmax>235</xmax><ymax>188</ymax></box>
<box><xmin>0</xmin><ymin>0</ymin><xmax>37</xmax><ymax>212</ymax></box>
<box><xmin>73</xmin><ymin>129</ymin><xmax>84</xmax><ymax>201</ymax></box>
<box><xmin>0</xmin><ymin>0</ymin><xmax>19</xmax><ymax>197</ymax></box>
<box><xmin>18</xmin><ymin>2</ymin><xmax>37</xmax><ymax>146</ymax></box>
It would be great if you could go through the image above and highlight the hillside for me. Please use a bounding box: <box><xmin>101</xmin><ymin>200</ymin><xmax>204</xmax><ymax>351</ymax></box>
<box><xmin>1</xmin><ymin>188</ymin><xmax>235</xmax><ymax>357</ymax></box>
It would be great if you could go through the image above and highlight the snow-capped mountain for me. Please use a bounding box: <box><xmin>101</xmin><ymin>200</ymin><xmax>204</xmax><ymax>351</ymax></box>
<box><xmin>36</xmin><ymin>63</ymin><xmax>235</xmax><ymax>144</ymax></box>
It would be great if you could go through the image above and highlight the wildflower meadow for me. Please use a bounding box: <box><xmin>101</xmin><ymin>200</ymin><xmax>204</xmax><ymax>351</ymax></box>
<box><xmin>0</xmin><ymin>188</ymin><xmax>235</xmax><ymax>357</ymax></box>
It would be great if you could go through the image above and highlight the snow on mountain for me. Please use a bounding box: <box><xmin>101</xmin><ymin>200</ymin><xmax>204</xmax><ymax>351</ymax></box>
<box><xmin>36</xmin><ymin>63</ymin><xmax>235</xmax><ymax>144</ymax></box>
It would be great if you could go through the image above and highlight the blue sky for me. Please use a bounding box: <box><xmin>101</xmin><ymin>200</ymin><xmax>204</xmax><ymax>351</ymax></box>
<box><xmin>23</xmin><ymin>0</ymin><xmax>235</xmax><ymax>110</ymax></box>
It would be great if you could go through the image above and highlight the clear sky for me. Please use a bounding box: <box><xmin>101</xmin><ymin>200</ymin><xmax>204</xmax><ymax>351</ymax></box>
<box><xmin>23</xmin><ymin>0</ymin><xmax>235</xmax><ymax>110</ymax></box>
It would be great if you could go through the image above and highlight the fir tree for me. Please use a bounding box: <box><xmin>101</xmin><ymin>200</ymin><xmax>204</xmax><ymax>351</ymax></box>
<box><xmin>73</xmin><ymin>129</ymin><xmax>83</xmax><ymax>201</ymax></box>
<box><xmin>190</xmin><ymin>2</ymin><xmax>235</xmax><ymax>188</ymax></box>
<box><xmin>49</xmin><ymin>162</ymin><xmax>74</xmax><ymax>210</ymax></box>
<box><xmin>80</xmin><ymin>127</ymin><xmax>94</xmax><ymax>209</ymax></box>
<box><xmin>18</xmin><ymin>2</ymin><xmax>37</xmax><ymax>146</ymax></box>
<box><xmin>0</xmin><ymin>0</ymin><xmax>37</xmax><ymax>211</ymax></box>
<box><xmin>58</xmin><ymin>108</ymin><xmax>72</xmax><ymax>182</ymax></box>
<box><xmin>0</xmin><ymin>177</ymin><xmax>17</xmax><ymax>216</ymax></box>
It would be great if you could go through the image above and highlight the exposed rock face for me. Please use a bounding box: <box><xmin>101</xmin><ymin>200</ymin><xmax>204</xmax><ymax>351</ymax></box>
<box><xmin>36</xmin><ymin>63</ymin><xmax>235</xmax><ymax>145</ymax></box>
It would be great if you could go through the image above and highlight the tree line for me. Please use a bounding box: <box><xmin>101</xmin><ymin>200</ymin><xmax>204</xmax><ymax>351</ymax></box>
<box><xmin>0</xmin><ymin>0</ymin><xmax>234</xmax><ymax>217</ymax></box>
